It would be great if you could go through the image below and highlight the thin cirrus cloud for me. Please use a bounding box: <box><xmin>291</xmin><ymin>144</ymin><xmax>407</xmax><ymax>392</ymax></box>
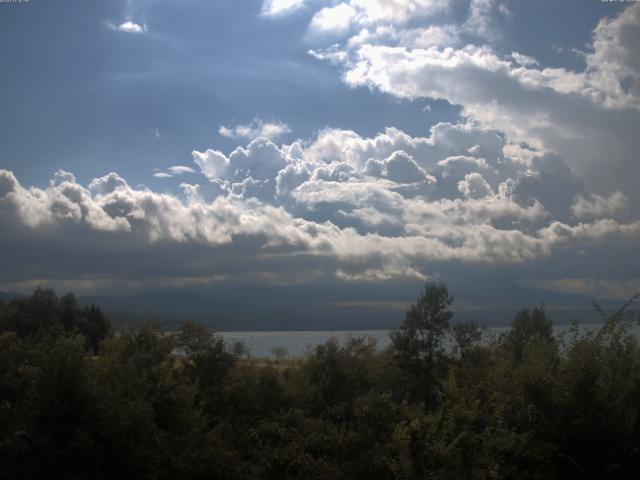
<box><xmin>153</xmin><ymin>166</ymin><xmax>197</xmax><ymax>179</ymax></box>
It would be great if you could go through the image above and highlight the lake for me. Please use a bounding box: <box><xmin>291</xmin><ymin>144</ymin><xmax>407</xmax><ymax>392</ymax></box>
<box><xmin>221</xmin><ymin>323</ymin><xmax>640</xmax><ymax>358</ymax></box>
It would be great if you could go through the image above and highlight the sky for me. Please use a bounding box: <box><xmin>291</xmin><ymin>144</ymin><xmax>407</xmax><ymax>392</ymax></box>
<box><xmin>1</xmin><ymin>0</ymin><xmax>639</xmax><ymax>324</ymax></box>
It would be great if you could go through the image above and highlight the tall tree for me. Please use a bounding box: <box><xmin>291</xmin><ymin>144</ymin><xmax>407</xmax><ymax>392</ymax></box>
<box><xmin>391</xmin><ymin>282</ymin><xmax>453</xmax><ymax>405</ymax></box>
<box><xmin>502</xmin><ymin>306</ymin><xmax>554</xmax><ymax>360</ymax></box>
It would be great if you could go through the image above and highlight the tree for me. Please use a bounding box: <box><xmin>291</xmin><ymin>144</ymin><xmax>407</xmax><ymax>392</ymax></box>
<box><xmin>391</xmin><ymin>282</ymin><xmax>453</xmax><ymax>405</ymax></box>
<box><xmin>502</xmin><ymin>306</ymin><xmax>554</xmax><ymax>360</ymax></box>
<box><xmin>0</xmin><ymin>289</ymin><xmax>110</xmax><ymax>352</ymax></box>
<box><xmin>392</xmin><ymin>282</ymin><xmax>453</xmax><ymax>366</ymax></box>
<box><xmin>452</xmin><ymin>320</ymin><xmax>483</xmax><ymax>363</ymax></box>
<box><xmin>1</xmin><ymin>288</ymin><xmax>60</xmax><ymax>339</ymax></box>
<box><xmin>59</xmin><ymin>292</ymin><xmax>79</xmax><ymax>332</ymax></box>
<box><xmin>176</xmin><ymin>321</ymin><xmax>236</xmax><ymax>416</ymax></box>
<box><xmin>176</xmin><ymin>320</ymin><xmax>217</xmax><ymax>357</ymax></box>
<box><xmin>78</xmin><ymin>304</ymin><xmax>111</xmax><ymax>353</ymax></box>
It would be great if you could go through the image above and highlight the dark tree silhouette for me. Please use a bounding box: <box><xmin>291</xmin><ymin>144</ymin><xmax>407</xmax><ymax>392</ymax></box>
<box><xmin>391</xmin><ymin>282</ymin><xmax>453</xmax><ymax>405</ymax></box>
<box><xmin>1</xmin><ymin>287</ymin><xmax>639</xmax><ymax>479</ymax></box>
<box><xmin>501</xmin><ymin>306</ymin><xmax>554</xmax><ymax>360</ymax></box>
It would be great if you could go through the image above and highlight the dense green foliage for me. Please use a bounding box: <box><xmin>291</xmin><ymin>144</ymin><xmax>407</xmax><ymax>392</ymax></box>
<box><xmin>1</xmin><ymin>285</ymin><xmax>639</xmax><ymax>479</ymax></box>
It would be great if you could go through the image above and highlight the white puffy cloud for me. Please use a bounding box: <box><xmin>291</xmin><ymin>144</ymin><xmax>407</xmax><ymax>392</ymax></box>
<box><xmin>51</xmin><ymin>170</ymin><xmax>76</xmax><ymax>187</ymax></box>
<box><xmin>309</xmin><ymin>0</ymin><xmax>450</xmax><ymax>36</ymax></box>
<box><xmin>219</xmin><ymin>118</ymin><xmax>291</xmax><ymax>142</ymax></box>
<box><xmin>457</xmin><ymin>172</ymin><xmax>493</xmax><ymax>199</ymax></box>
<box><xmin>261</xmin><ymin>0</ymin><xmax>305</xmax><ymax>16</ymax></box>
<box><xmin>308</xmin><ymin>3</ymin><xmax>640</xmax><ymax>208</ymax></box>
<box><xmin>110</xmin><ymin>21</ymin><xmax>147</xmax><ymax>34</ymax></box>
<box><xmin>587</xmin><ymin>4</ymin><xmax>640</xmax><ymax>110</ymax></box>
<box><xmin>0</xmin><ymin>169</ymin><xmax>129</xmax><ymax>231</ymax></box>
<box><xmin>438</xmin><ymin>155</ymin><xmax>489</xmax><ymax>179</ymax></box>
<box><xmin>365</xmin><ymin>151</ymin><xmax>434</xmax><ymax>184</ymax></box>
<box><xmin>346</xmin><ymin>24</ymin><xmax>460</xmax><ymax>50</ymax></box>
<box><xmin>348</xmin><ymin>0</ymin><xmax>449</xmax><ymax>25</ymax></box>
<box><xmin>537</xmin><ymin>218</ymin><xmax>640</xmax><ymax>247</ymax></box>
<box><xmin>6</xmin><ymin>1</ymin><xmax>640</xmax><ymax>291</ymax></box>
<box><xmin>192</xmin><ymin>148</ymin><xmax>229</xmax><ymax>181</ymax></box>
<box><xmin>188</xmin><ymin>121</ymin><xmax>591</xmax><ymax>233</ymax></box>
<box><xmin>342</xmin><ymin>43</ymin><xmax>592</xmax><ymax>112</ymax></box>
<box><xmin>309</xmin><ymin>3</ymin><xmax>358</xmax><ymax>35</ymax></box>
<box><xmin>200</xmin><ymin>137</ymin><xmax>288</xmax><ymax>181</ymax></box>
<box><xmin>89</xmin><ymin>172</ymin><xmax>128</xmax><ymax>196</ymax></box>
<box><xmin>1</xmin><ymin>123</ymin><xmax>638</xmax><ymax>291</ymax></box>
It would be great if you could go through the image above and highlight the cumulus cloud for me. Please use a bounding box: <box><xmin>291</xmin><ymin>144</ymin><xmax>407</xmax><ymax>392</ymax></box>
<box><xmin>457</xmin><ymin>172</ymin><xmax>493</xmax><ymax>199</ymax></box>
<box><xmin>309</xmin><ymin>0</ymin><xmax>450</xmax><ymax>36</ymax></box>
<box><xmin>437</xmin><ymin>155</ymin><xmax>489</xmax><ymax>179</ymax></box>
<box><xmin>3</xmin><ymin>115</ymin><xmax>639</xmax><ymax>291</ymax></box>
<box><xmin>4</xmin><ymin>4</ymin><xmax>640</xmax><ymax>293</ymax></box>
<box><xmin>307</xmin><ymin>3</ymin><xmax>640</xmax><ymax>204</ymax></box>
<box><xmin>347</xmin><ymin>24</ymin><xmax>461</xmax><ymax>49</ymax></box>
<box><xmin>365</xmin><ymin>150</ymin><xmax>434</xmax><ymax>184</ymax></box>
<box><xmin>349</xmin><ymin>0</ymin><xmax>449</xmax><ymax>25</ymax></box>
<box><xmin>89</xmin><ymin>172</ymin><xmax>128</xmax><ymax>196</ymax></box>
<box><xmin>309</xmin><ymin>3</ymin><xmax>358</xmax><ymax>35</ymax></box>
<box><xmin>537</xmin><ymin>218</ymin><xmax>640</xmax><ymax>247</ymax></box>
<box><xmin>587</xmin><ymin>4</ymin><xmax>640</xmax><ymax>110</ymax></box>
<box><xmin>193</xmin><ymin>137</ymin><xmax>289</xmax><ymax>202</ymax></box>
<box><xmin>219</xmin><ymin>119</ymin><xmax>291</xmax><ymax>142</ymax></box>
<box><xmin>0</xmin><ymin>169</ymin><xmax>128</xmax><ymax>231</ymax></box>
<box><xmin>261</xmin><ymin>0</ymin><xmax>305</xmax><ymax>16</ymax></box>
<box><xmin>51</xmin><ymin>170</ymin><xmax>76</xmax><ymax>187</ymax></box>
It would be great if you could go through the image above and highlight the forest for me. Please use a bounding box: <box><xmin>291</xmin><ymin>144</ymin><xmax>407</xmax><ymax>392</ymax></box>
<box><xmin>1</xmin><ymin>284</ymin><xmax>639</xmax><ymax>479</ymax></box>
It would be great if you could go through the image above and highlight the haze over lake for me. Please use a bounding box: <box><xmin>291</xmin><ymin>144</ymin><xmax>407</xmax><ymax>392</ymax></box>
<box><xmin>221</xmin><ymin>323</ymin><xmax>640</xmax><ymax>358</ymax></box>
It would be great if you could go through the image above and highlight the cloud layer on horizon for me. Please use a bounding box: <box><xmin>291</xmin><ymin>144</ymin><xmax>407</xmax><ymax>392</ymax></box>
<box><xmin>2</xmin><ymin>117</ymin><xmax>639</xmax><ymax>295</ymax></box>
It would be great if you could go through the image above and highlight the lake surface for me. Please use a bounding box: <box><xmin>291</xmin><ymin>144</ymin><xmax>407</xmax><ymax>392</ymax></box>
<box><xmin>221</xmin><ymin>323</ymin><xmax>640</xmax><ymax>358</ymax></box>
